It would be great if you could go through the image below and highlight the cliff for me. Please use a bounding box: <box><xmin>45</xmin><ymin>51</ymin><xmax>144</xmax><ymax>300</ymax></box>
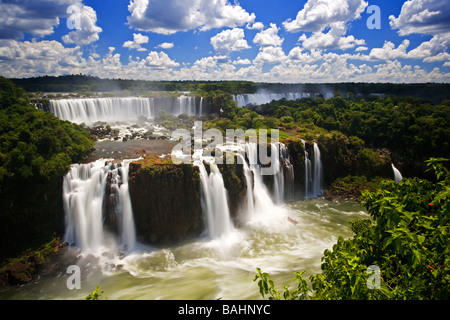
<box><xmin>128</xmin><ymin>157</ymin><xmax>203</xmax><ymax>244</ymax></box>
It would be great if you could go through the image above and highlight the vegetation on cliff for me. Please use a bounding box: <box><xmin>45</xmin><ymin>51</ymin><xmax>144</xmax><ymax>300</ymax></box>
<box><xmin>255</xmin><ymin>158</ymin><xmax>450</xmax><ymax>300</ymax></box>
<box><xmin>0</xmin><ymin>77</ymin><xmax>94</xmax><ymax>261</ymax></box>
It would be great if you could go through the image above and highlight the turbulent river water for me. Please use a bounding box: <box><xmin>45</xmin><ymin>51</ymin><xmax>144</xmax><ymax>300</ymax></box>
<box><xmin>1</xmin><ymin>198</ymin><xmax>367</xmax><ymax>300</ymax></box>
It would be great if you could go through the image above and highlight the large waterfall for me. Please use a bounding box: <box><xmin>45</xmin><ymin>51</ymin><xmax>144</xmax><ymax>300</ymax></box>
<box><xmin>49</xmin><ymin>95</ymin><xmax>204</xmax><ymax>124</ymax></box>
<box><xmin>63</xmin><ymin>159</ymin><xmax>137</xmax><ymax>254</ymax></box>
<box><xmin>50</xmin><ymin>98</ymin><xmax>155</xmax><ymax>124</ymax></box>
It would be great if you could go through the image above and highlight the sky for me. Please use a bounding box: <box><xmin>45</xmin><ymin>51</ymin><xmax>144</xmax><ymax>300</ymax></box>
<box><xmin>0</xmin><ymin>0</ymin><xmax>449</xmax><ymax>83</ymax></box>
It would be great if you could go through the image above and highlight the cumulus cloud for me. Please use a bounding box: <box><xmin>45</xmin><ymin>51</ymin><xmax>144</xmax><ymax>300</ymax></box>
<box><xmin>254</xmin><ymin>46</ymin><xmax>287</xmax><ymax>65</ymax></box>
<box><xmin>62</xmin><ymin>4</ymin><xmax>102</xmax><ymax>45</ymax></box>
<box><xmin>0</xmin><ymin>39</ymin><xmax>85</xmax><ymax>76</ymax></box>
<box><xmin>283</xmin><ymin>0</ymin><xmax>367</xmax><ymax>50</ymax></box>
<box><xmin>0</xmin><ymin>0</ymin><xmax>79</xmax><ymax>39</ymax></box>
<box><xmin>143</xmin><ymin>51</ymin><xmax>180</xmax><ymax>68</ymax></box>
<box><xmin>210</xmin><ymin>28</ymin><xmax>251</xmax><ymax>55</ymax></box>
<box><xmin>247</xmin><ymin>22</ymin><xmax>264</xmax><ymax>30</ymax></box>
<box><xmin>127</xmin><ymin>0</ymin><xmax>255</xmax><ymax>35</ymax></box>
<box><xmin>253</xmin><ymin>23</ymin><xmax>284</xmax><ymax>47</ymax></box>
<box><xmin>123</xmin><ymin>33</ymin><xmax>149</xmax><ymax>51</ymax></box>
<box><xmin>156</xmin><ymin>42</ymin><xmax>174</xmax><ymax>49</ymax></box>
<box><xmin>389</xmin><ymin>0</ymin><xmax>450</xmax><ymax>36</ymax></box>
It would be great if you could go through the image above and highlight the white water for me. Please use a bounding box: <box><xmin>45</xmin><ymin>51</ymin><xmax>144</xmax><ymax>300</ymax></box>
<box><xmin>63</xmin><ymin>159</ymin><xmax>138</xmax><ymax>254</ymax></box>
<box><xmin>312</xmin><ymin>143</ymin><xmax>323</xmax><ymax>197</ymax></box>
<box><xmin>1</xmin><ymin>198</ymin><xmax>368</xmax><ymax>300</ymax></box>
<box><xmin>302</xmin><ymin>141</ymin><xmax>322</xmax><ymax>199</ymax></box>
<box><xmin>50</xmin><ymin>98</ymin><xmax>156</xmax><ymax>124</ymax></box>
<box><xmin>232</xmin><ymin>92</ymin><xmax>334</xmax><ymax>107</ymax></box>
<box><xmin>48</xmin><ymin>95</ymin><xmax>204</xmax><ymax>125</ymax></box>
<box><xmin>195</xmin><ymin>158</ymin><xmax>234</xmax><ymax>239</ymax></box>
<box><xmin>233</xmin><ymin>93</ymin><xmax>307</xmax><ymax>107</ymax></box>
<box><xmin>392</xmin><ymin>164</ymin><xmax>403</xmax><ymax>183</ymax></box>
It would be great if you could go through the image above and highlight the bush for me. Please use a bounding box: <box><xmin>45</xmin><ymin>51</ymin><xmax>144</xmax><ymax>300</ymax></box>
<box><xmin>255</xmin><ymin>158</ymin><xmax>450</xmax><ymax>300</ymax></box>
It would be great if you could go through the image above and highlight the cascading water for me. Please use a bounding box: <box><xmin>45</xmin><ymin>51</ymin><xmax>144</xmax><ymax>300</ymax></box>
<box><xmin>312</xmin><ymin>143</ymin><xmax>323</xmax><ymax>197</ymax></box>
<box><xmin>48</xmin><ymin>95</ymin><xmax>204</xmax><ymax>124</ymax></box>
<box><xmin>63</xmin><ymin>159</ymin><xmax>137</xmax><ymax>254</ymax></box>
<box><xmin>392</xmin><ymin>164</ymin><xmax>403</xmax><ymax>183</ymax></box>
<box><xmin>175</xmin><ymin>95</ymin><xmax>197</xmax><ymax>116</ymax></box>
<box><xmin>194</xmin><ymin>156</ymin><xmax>234</xmax><ymax>239</ymax></box>
<box><xmin>49</xmin><ymin>98</ymin><xmax>155</xmax><ymax>124</ymax></box>
<box><xmin>302</xmin><ymin>140</ymin><xmax>322</xmax><ymax>198</ymax></box>
<box><xmin>233</xmin><ymin>93</ymin><xmax>306</xmax><ymax>107</ymax></box>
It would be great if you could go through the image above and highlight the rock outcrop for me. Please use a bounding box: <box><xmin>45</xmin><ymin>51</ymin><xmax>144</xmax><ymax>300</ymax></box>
<box><xmin>128</xmin><ymin>157</ymin><xmax>204</xmax><ymax>244</ymax></box>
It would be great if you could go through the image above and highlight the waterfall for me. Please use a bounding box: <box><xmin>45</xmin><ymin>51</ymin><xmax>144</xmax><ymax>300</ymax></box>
<box><xmin>49</xmin><ymin>97</ymin><xmax>155</xmax><ymax>124</ymax></box>
<box><xmin>312</xmin><ymin>143</ymin><xmax>323</xmax><ymax>197</ymax></box>
<box><xmin>392</xmin><ymin>164</ymin><xmax>403</xmax><ymax>183</ymax></box>
<box><xmin>63</xmin><ymin>159</ymin><xmax>137</xmax><ymax>253</ymax></box>
<box><xmin>244</xmin><ymin>143</ymin><xmax>282</xmax><ymax>216</ymax></box>
<box><xmin>302</xmin><ymin>141</ymin><xmax>322</xmax><ymax>198</ymax></box>
<box><xmin>48</xmin><ymin>95</ymin><xmax>205</xmax><ymax>124</ymax></box>
<box><xmin>279</xmin><ymin>143</ymin><xmax>295</xmax><ymax>202</ymax></box>
<box><xmin>302</xmin><ymin>139</ymin><xmax>312</xmax><ymax>198</ymax></box>
<box><xmin>194</xmin><ymin>155</ymin><xmax>234</xmax><ymax>239</ymax></box>
<box><xmin>232</xmin><ymin>92</ymin><xmax>306</xmax><ymax>107</ymax></box>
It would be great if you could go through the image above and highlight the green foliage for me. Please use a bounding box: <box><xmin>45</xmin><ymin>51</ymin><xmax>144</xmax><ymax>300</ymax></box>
<box><xmin>85</xmin><ymin>286</ymin><xmax>107</xmax><ymax>300</ymax></box>
<box><xmin>254</xmin><ymin>268</ymin><xmax>310</xmax><ymax>300</ymax></box>
<box><xmin>0</xmin><ymin>78</ymin><xmax>94</xmax><ymax>192</ymax></box>
<box><xmin>256</xmin><ymin>158</ymin><xmax>450</xmax><ymax>300</ymax></box>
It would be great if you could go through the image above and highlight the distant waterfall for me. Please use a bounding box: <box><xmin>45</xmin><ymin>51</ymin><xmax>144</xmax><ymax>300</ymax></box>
<box><xmin>233</xmin><ymin>93</ymin><xmax>305</xmax><ymax>107</ymax></box>
<box><xmin>392</xmin><ymin>164</ymin><xmax>403</xmax><ymax>183</ymax></box>
<box><xmin>49</xmin><ymin>97</ymin><xmax>155</xmax><ymax>124</ymax></box>
<box><xmin>48</xmin><ymin>95</ymin><xmax>204</xmax><ymax>124</ymax></box>
<box><xmin>302</xmin><ymin>141</ymin><xmax>322</xmax><ymax>198</ymax></box>
<box><xmin>63</xmin><ymin>159</ymin><xmax>137</xmax><ymax>253</ymax></box>
<box><xmin>175</xmin><ymin>95</ymin><xmax>197</xmax><ymax>116</ymax></box>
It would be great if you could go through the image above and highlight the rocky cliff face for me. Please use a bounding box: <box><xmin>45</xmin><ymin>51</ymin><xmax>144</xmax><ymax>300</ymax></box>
<box><xmin>127</xmin><ymin>156</ymin><xmax>248</xmax><ymax>245</ymax></box>
<box><xmin>128</xmin><ymin>158</ymin><xmax>203</xmax><ymax>244</ymax></box>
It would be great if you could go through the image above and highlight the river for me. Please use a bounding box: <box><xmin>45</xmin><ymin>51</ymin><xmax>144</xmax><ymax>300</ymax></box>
<box><xmin>0</xmin><ymin>198</ymin><xmax>367</xmax><ymax>300</ymax></box>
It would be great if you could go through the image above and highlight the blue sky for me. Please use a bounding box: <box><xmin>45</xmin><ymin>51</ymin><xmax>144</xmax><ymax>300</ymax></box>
<box><xmin>0</xmin><ymin>0</ymin><xmax>449</xmax><ymax>83</ymax></box>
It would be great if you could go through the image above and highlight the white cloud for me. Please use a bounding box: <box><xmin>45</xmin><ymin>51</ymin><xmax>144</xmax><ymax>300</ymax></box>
<box><xmin>156</xmin><ymin>42</ymin><xmax>174</xmax><ymax>49</ymax></box>
<box><xmin>253</xmin><ymin>23</ymin><xmax>284</xmax><ymax>47</ymax></box>
<box><xmin>254</xmin><ymin>46</ymin><xmax>287</xmax><ymax>65</ymax></box>
<box><xmin>0</xmin><ymin>39</ymin><xmax>85</xmax><ymax>76</ymax></box>
<box><xmin>247</xmin><ymin>22</ymin><xmax>264</xmax><ymax>30</ymax></box>
<box><xmin>283</xmin><ymin>0</ymin><xmax>368</xmax><ymax>32</ymax></box>
<box><xmin>143</xmin><ymin>51</ymin><xmax>180</xmax><ymax>68</ymax></box>
<box><xmin>210</xmin><ymin>28</ymin><xmax>251</xmax><ymax>55</ymax></box>
<box><xmin>355</xmin><ymin>46</ymin><xmax>368</xmax><ymax>52</ymax></box>
<box><xmin>127</xmin><ymin>0</ymin><xmax>255</xmax><ymax>35</ymax></box>
<box><xmin>233</xmin><ymin>58</ymin><xmax>252</xmax><ymax>65</ymax></box>
<box><xmin>123</xmin><ymin>33</ymin><xmax>149</xmax><ymax>51</ymax></box>
<box><xmin>0</xmin><ymin>0</ymin><xmax>79</xmax><ymax>39</ymax></box>
<box><xmin>389</xmin><ymin>0</ymin><xmax>450</xmax><ymax>36</ymax></box>
<box><xmin>368</xmin><ymin>40</ymin><xmax>410</xmax><ymax>61</ymax></box>
<box><xmin>283</xmin><ymin>0</ymin><xmax>367</xmax><ymax>50</ymax></box>
<box><xmin>62</xmin><ymin>4</ymin><xmax>102</xmax><ymax>45</ymax></box>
